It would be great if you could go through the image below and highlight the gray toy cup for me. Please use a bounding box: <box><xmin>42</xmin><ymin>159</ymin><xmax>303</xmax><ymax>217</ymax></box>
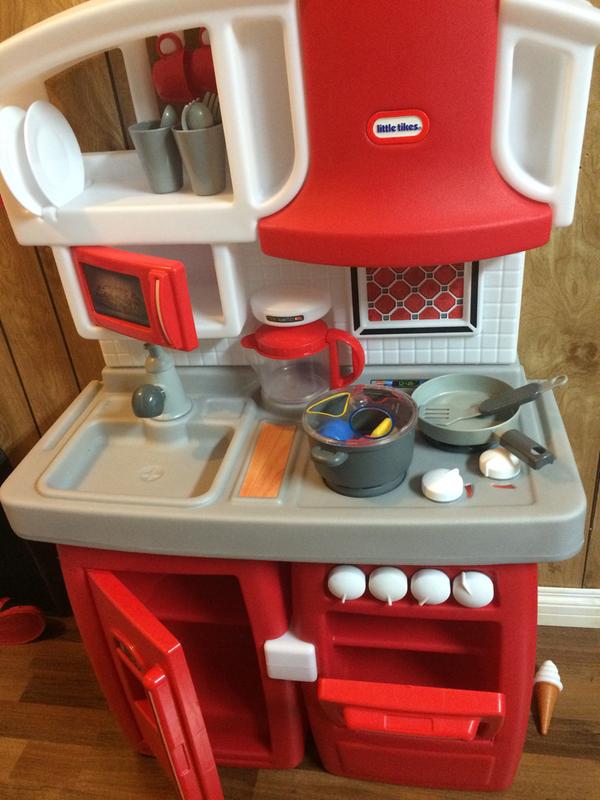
<box><xmin>129</xmin><ymin>121</ymin><xmax>183</xmax><ymax>194</ymax></box>
<box><xmin>173</xmin><ymin>123</ymin><xmax>226</xmax><ymax>196</ymax></box>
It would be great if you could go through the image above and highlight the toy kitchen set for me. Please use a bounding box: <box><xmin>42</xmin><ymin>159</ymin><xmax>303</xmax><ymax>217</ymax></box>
<box><xmin>0</xmin><ymin>0</ymin><xmax>597</xmax><ymax>796</ymax></box>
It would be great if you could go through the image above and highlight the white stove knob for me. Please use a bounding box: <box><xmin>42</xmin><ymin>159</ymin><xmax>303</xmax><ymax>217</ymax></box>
<box><xmin>368</xmin><ymin>567</ymin><xmax>408</xmax><ymax>605</ymax></box>
<box><xmin>479</xmin><ymin>447</ymin><xmax>520</xmax><ymax>480</ymax></box>
<box><xmin>422</xmin><ymin>468</ymin><xmax>464</xmax><ymax>502</ymax></box>
<box><xmin>452</xmin><ymin>571</ymin><xmax>494</xmax><ymax>608</ymax></box>
<box><xmin>410</xmin><ymin>569</ymin><xmax>451</xmax><ymax>606</ymax></box>
<box><xmin>327</xmin><ymin>565</ymin><xmax>366</xmax><ymax>602</ymax></box>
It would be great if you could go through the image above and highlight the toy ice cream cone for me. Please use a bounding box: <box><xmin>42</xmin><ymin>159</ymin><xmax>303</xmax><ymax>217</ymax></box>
<box><xmin>533</xmin><ymin>660</ymin><xmax>563</xmax><ymax>735</ymax></box>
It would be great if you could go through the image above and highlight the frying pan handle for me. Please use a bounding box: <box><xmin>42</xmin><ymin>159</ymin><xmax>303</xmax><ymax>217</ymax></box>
<box><xmin>479</xmin><ymin>374</ymin><xmax>568</xmax><ymax>415</ymax></box>
<box><xmin>497</xmin><ymin>430</ymin><xmax>555</xmax><ymax>470</ymax></box>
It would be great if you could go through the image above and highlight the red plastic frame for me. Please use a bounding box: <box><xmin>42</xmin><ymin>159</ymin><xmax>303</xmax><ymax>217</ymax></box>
<box><xmin>72</xmin><ymin>246</ymin><xmax>199</xmax><ymax>351</ymax></box>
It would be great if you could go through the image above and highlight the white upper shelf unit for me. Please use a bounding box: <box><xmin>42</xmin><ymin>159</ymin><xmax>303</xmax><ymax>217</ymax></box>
<box><xmin>0</xmin><ymin>0</ymin><xmax>308</xmax><ymax>247</ymax></box>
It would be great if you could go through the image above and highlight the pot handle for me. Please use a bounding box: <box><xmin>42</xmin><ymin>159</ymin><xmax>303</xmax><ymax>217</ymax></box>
<box><xmin>311</xmin><ymin>445</ymin><xmax>349</xmax><ymax>468</ymax></box>
<box><xmin>496</xmin><ymin>430</ymin><xmax>555</xmax><ymax>470</ymax></box>
<box><xmin>326</xmin><ymin>330</ymin><xmax>365</xmax><ymax>390</ymax></box>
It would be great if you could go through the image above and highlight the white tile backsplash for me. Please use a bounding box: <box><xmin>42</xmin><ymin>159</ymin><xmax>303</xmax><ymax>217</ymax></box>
<box><xmin>101</xmin><ymin>247</ymin><xmax>525</xmax><ymax>368</ymax></box>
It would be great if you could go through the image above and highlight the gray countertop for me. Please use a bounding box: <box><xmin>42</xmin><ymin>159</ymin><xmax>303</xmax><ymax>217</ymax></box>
<box><xmin>0</xmin><ymin>364</ymin><xmax>585</xmax><ymax>565</ymax></box>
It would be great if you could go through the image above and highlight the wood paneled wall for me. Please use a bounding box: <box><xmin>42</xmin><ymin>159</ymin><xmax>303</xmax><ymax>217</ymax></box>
<box><xmin>1</xmin><ymin>0</ymin><xmax>599</xmax><ymax>588</ymax></box>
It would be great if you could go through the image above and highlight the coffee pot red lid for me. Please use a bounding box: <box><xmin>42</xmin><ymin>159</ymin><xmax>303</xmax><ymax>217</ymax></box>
<box><xmin>241</xmin><ymin>320</ymin><xmax>329</xmax><ymax>359</ymax></box>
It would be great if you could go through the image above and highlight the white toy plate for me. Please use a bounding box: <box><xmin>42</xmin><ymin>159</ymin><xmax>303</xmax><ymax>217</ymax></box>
<box><xmin>24</xmin><ymin>100</ymin><xmax>84</xmax><ymax>207</ymax></box>
<box><xmin>0</xmin><ymin>106</ymin><xmax>48</xmax><ymax>215</ymax></box>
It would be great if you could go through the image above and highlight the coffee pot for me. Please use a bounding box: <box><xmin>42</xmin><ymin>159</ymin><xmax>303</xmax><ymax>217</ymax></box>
<box><xmin>241</xmin><ymin>286</ymin><xmax>364</xmax><ymax>414</ymax></box>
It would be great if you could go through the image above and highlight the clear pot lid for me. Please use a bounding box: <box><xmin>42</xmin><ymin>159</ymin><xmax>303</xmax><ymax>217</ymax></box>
<box><xmin>302</xmin><ymin>384</ymin><xmax>418</xmax><ymax>448</ymax></box>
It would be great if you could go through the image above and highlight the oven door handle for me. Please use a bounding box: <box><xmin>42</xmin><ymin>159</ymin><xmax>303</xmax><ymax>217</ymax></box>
<box><xmin>317</xmin><ymin>678</ymin><xmax>505</xmax><ymax>741</ymax></box>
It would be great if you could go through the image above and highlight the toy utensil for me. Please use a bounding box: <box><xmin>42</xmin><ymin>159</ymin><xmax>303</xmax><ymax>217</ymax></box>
<box><xmin>202</xmin><ymin>90</ymin><xmax>221</xmax><ymax>123</ymax></box>
<box><xmin>160</xmin><ymin>104</ymin><xmax>177</xmax><ymax>128</ymax></box>
<box><xmin>424</xmin><ymin>374</ymin><xmax>567</xmax><ymax>426</ymax></box>
<box><xmin>181</xmin><ymin>99</ymin><xmax>213</xmax><ymax>130</ymax></box>
<box><xmin>369</xmin><ymin>416</ymin><xmax>393</xmax><ymax>438</ymax></box>
<box><xmin>306</xmin><ymin>391</ymin><xmax>351</xmax><ymax>418</ymax></box>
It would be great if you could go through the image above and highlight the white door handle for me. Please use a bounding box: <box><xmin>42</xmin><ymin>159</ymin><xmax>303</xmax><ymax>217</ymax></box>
<box><xmin>492</xmin><ymin>0</ymin><xmax>600</xmax><ymax>226</ymax></box>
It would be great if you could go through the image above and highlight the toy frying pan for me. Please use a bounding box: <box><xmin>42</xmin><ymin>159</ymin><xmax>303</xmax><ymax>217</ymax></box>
<box><xmin>412</xmin><ymin>374</ymin><xmax>558</xmax><ymax>469</ymax></box>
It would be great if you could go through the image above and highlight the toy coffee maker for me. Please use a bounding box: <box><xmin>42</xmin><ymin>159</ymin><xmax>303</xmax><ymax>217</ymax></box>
<box><xmin>241</xmin><ymin>286</ymin><xmax>365</xmax><ymax>416</ymax></box>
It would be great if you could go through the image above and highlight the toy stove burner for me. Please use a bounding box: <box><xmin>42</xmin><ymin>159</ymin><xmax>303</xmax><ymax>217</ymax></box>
<box><xmin>420</xmin><ymin>432</ymin><xmax>490</xmax><ymax>454</ymax></box>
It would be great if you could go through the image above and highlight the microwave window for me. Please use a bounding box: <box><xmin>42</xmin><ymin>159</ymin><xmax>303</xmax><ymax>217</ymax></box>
<box><xmin>82</xmin><ymin>263</ymin><xmax>150</xmax><ymax>327</ymax></box>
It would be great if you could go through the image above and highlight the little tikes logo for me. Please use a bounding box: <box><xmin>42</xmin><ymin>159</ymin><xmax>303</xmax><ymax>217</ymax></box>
<box><xmin>367</xmin><ymin>109</ymin><xmax>430</xmax><ymax>145</ymax></box>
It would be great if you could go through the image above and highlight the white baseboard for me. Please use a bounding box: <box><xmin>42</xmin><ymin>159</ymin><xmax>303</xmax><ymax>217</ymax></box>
<box><xmin>538</xmin><ymin>587</ymin><xmax>600</xmax><ymax>628</ymax></box>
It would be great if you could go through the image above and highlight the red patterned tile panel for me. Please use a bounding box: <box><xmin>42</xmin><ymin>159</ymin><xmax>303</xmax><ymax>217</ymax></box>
<box><xmin>365</xmin><ymin>263</ymin><xmax>467</xmax><ymax>323</ymax></box>
<box><xmin>403</xmin><ymin>267</ymin><xmax>427</xmax><ymax>286</ymax></box>
<box><xmin>391</xmin><ymin>307</ymin><xmax>412</xmax><ymax>321</ymax></box>
<box><xmin>374</xmin><ymin>294</ymin><xmax>396</xmax><ymax>314</ymax></box>
<box><xmin>449</xmin><ymin>276</ymin><xmax>464</xmax><ymax>297</ymax></box>
<box><xmin>372</xmin><ymin>267</ymin><xmax>395</xmax><ymax>287</ymax></box>
<box><xmin>404</xmin><ymin>293</ymin><xmax>426</xmax><ymax>313</ymax></box>
<box><xmin>390</xmin><ymin>280</ymin><xmax>411</xmax><ymax>301</ymax></box>
<box><xmin>419</xmin><ymin>278</ymin><xmax>440</xmax><ymax>299</ymax></box>
<box><xmin>434</xmin><ymin>293</ymin><xmax>455</xmax><ymax>312</ymax></box>
<box><xmin>420</xmin><ymin>306</ymin><xmax>441</xmax><ymax>320</ymax></box>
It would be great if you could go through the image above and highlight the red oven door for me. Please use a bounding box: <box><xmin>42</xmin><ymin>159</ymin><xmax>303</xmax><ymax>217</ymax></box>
<box><xmin>87</xmin><ymin>569</ymin><xmax>222</xmax><ymax>800</ymax></box>
<box><xmin>72</xmin><ymin>246</ymin><xmax>198</xmax><ymax>350</ymax></box>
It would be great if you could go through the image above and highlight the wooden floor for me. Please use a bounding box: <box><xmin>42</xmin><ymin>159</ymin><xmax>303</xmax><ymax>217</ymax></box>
<box><xmin>0</xmin><ymin>620</ymin><xmax>598</xmax><ymax>800</ymax></box>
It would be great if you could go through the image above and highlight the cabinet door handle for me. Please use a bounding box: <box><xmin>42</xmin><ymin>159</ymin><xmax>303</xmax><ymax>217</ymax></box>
<box><xmin>318</xmin><ymin>677</ymin><xmax>505</xmax><ymax>741</ymax></box>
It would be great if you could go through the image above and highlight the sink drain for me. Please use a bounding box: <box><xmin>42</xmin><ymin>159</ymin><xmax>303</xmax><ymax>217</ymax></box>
<box><xmin>139</xmin><ymin>465</ymin><xmax>165</xmax><ymax>482</ymax></box>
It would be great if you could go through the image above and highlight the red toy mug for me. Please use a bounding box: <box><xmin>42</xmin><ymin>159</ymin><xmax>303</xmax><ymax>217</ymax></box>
<box><xmin>189</xmin><ymin>28</ymin><xmax>217</xmax><ymax>96</ymax></box>
<box><xmin>152</xmin><ymin>33</ymin><xmax>194</xmax><ymax>103</ymax></box>
<box><xmin>152</xmin><ymin>31</ymin><xmax>217</xmax><ymax>104</ymax></box>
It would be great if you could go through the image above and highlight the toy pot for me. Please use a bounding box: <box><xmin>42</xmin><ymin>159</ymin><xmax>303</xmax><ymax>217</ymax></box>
<box><xmin>303</xmin><ymin>385</ymin><xmax>418</xmax><ymax>497</ymax></box>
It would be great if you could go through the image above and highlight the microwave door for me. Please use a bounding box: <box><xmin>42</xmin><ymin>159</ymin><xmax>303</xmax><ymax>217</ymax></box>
<box><xmin>72</xmin><ymin>246</ymin><xmax>198</xmax><ymax>351</ymax></box>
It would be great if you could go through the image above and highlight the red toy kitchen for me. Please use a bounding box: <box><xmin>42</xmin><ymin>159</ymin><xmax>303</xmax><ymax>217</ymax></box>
<box><xmin>0</xmin><ymin>0</ymin><xmax>597</xmax><ymax>797</ymax></box>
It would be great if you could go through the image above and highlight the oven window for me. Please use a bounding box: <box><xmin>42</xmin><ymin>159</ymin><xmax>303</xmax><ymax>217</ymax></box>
<box><xmin>82</xmin><ymin>263</ymin><xmax>150</xmax><ymax>327</ymax></box>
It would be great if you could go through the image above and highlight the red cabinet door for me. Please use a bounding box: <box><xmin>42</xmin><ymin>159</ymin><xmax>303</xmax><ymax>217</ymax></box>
<box><xmin>87</xmin><ymin>570</ymin><xmax>222</xmax><ymax>800</ymax></box>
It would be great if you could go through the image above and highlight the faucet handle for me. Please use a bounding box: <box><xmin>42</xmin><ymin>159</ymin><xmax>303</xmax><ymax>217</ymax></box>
<box><xmin>132</xmin><ymin>384</ymin><xmax>166</xmax><ymax>418</ymax></box>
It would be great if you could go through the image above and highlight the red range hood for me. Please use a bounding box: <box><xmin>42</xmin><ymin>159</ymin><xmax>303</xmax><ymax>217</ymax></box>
<box><xmin>258</xmin><ymin>0</ymin><xmax>552</xmax><ymax>268</ymax></box>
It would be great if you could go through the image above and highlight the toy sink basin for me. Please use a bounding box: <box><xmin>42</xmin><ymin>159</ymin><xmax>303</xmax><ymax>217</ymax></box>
<box><xmin>36</xmin><ymin>373</ymin><xmax>256</xmax><ymax>508</ymax></box>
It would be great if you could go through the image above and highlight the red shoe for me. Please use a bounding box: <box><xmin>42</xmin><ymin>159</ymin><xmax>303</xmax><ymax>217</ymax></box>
<box><xmin>0</xmin><ymin>597</ymin><xmax>46</xmax><ymax>644</ymax></box>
